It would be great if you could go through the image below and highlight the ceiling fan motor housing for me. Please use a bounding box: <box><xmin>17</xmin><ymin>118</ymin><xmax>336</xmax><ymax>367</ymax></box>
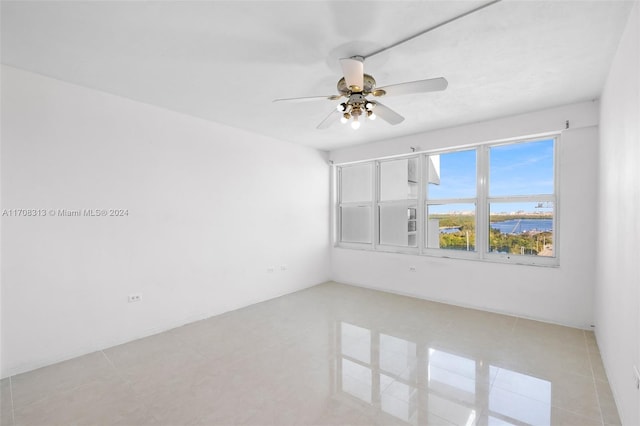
<box><xmin>337</xmin><ymin>74</ymin><xmax>377</xmax><ymax>96</ymax></box>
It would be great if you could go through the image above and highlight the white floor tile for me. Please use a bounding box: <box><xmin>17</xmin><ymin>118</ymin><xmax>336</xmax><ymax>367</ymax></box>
<box><xmin>2</xmin><ymin>282</ymin><xmax>618</xmax><ymax>425</ymax></box>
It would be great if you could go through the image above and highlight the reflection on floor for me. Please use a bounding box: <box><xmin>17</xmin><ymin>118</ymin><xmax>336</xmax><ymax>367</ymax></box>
<box><xmin>338</xmin><ymin>323</ymin><xmax>556</xmax><ymax>425</ymax></box>
<box><xmin>0</xmin><ymin>282</ymin><xmax>620</xmax><ymax>425</ymax></box>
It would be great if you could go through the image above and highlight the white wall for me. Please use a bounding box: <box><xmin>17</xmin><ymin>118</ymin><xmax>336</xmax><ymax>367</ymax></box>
<box><xmin>0</xmin><ymin>66</ymin><xmax>331</xmax><ymax>378</ymax></box>
<box><xmin>330</xmin><ymin>102</ymin><xmax>599</xmax><ymax>328</ymax></box>
<box><xmin>596</xmin><ymin>2</ymin><xmax>640</xmax><ymax>425</ymax></box>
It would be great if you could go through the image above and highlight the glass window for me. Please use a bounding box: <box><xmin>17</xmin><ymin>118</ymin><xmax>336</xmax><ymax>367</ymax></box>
<box><xmin>488</xmin><ymin>139</ymin><xmax>556</xmax><ymax>260</ymax></box>
<box><xmin>338</xmin><ymin>162</ymin><xmax>373</xmax><ymax>245</ymax></box>
<box><xmin>378</xmin><ymin>157</ymin><xmax>419</xmax><ymax>248</ymax></box>
<box><xmin>380</xmin><ymin>158</ymin><xmax>418</xmax><ymax>201</ymax></box>
<box><xmin>341</xmin><ymin>163</ymin><xmax>372</xmax><ymax>202</ymax></box>
<box><xmin>335</xmin><ymin>136</ymin><xmax>558</xmax><ymax>265</ymax></box>
<box><xmin>426</xmin><ymin>203</ymin><xmax>476</xmax><ymax>251</ymax></box>
<box><xmin>341</xmin><ymin>205</ymin><xmax>371</xmax><ymax>244</ymax></box>
<box><xmin>428</xmin><ymin>150</ymin><xmax>476</xmax><ymax>199</ymax></box>
<box><xmin>490</xmin><ymin>139</ymin><xmax>554</xmax><ymax>197</ymax></box>
<box><xmin>426</xmin><ymin>149</ymin><xmax>477</xmax><ymax>254</ymax></box>
<box><xmin>489</xmin><ymin>202</ymin><xmax>554</xmax><ymax>257</ymax></box>
<box><xmin>379</xmin><ymin>203</ymin><xmax>417</xmax><ymax>247</ymax></box>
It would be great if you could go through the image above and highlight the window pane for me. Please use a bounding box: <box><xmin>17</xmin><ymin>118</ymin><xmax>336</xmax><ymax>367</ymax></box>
<box><xmin>341</xmin><ymin>163</ymin><xmax>372</xmax><ymax>202</ymax></box>
<box><xmin>489</xmin><ymin>202</ymin><xmax>554</xmax><ymax>257</ymax></box>
<box><xmin>379</xmin><ymin>203</ymin><xmax>417</xmax><ymax>247</ymax></box>
<box><xmin>380</xmin><ymin>158</ymin><xmax>418</xmax><ymax>201</ymax></box>
<box><xmin>490</xmin><ymin>139</ymin><xmax>554</xmax><ymax>197</ymax></box>
<box><xmin>426</xmin><ymin>203</ymin><xmax>476</xmax><ymax>251</ymax></box>
<box><xmin>427</xmin><ymin>150</ymin><xmax>476</xmax><ymax>200</ymax></box>
<box><xmin>341</xmin><ymin>205</ymin><xmax>371</xmax><ymax>243</ymax></box>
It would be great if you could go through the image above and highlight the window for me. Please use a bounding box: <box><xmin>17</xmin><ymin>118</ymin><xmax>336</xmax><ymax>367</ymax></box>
<box><xmin>338</xmin><ymin>163</ymin><xmax>373</xmax><ymax>245</ymax></box>
<box><xmin>378</xmin><ymin>157</ymin><xmax>418</xmax><ymax>248</ymax></box>
<box><xmin>335</xmin><ymin>136</ymin><xmax>558</xmax><ymax>265</ymax></box>
<box><xmin>488</xmin><ymin>139</ymin><xmax>555</xmax><ymax>260</ymax></box>
<box><xmin>425</xmin><ymin>149</ymin><xmax>477</xmax><ymax>258</ymax></box>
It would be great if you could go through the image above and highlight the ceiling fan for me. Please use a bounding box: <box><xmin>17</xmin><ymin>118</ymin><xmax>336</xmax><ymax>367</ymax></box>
<box><xmin>272</xmin><ymin>0</ymin><xmax>502</xmax><ymax>131</ymax></box>
<box><xmin>273</xmin><ymin>56</ymin><xmax>448</xmax><ymax>130</ymax></box>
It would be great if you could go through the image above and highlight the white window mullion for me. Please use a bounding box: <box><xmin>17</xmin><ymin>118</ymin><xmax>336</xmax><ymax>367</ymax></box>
<box><xmin>373</xmin><ymin>161</ymin><xmax>380</xmax><ymax>250</ymax></box>
<box><xmin>417</xmin><ymin>154</ymin><xmax>426</xmax><ymax>254</ymax></box>
<box><xmin>334</xmin><ymin>166</ymin><xmax>340</xmax><ymax>245</ymax></box>
<box><xmin>552</xmin><ymin>136</ymin><xmax>560</xmax><ymax>260</ymax></box>
<box><xmin>477</xmin><ymin>146</ymin><xmax>489</xmax><ymax>260</ymax></box>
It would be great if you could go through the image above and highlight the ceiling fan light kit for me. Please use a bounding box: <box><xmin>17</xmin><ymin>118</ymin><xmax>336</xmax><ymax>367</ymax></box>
<box><xmin>335</xmin><ymin>87</ymin><xmax>378</xmax><ymax>129</ymax></box>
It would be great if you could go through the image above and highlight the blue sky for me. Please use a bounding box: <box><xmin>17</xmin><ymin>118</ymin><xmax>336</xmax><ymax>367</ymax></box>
<box><xmin>428</xmin><ymin>138</ymin><xmax>555</xmax><ymax>214</ymax></box>
<box><xmin>490</xmin><ymin>139</ymin><xmax>554</xmax><ymax>197</ymax></box>
<box><xmin>428</xmin><ymin>149</ymin><xmax>476</xmax><ymax>199</ymax></box>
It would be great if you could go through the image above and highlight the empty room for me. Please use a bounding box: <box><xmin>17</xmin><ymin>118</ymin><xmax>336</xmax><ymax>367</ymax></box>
<box><xmin>1</xmin><ymin>1</ymin><xmax>639</xmax><ymax>425</ymax></box>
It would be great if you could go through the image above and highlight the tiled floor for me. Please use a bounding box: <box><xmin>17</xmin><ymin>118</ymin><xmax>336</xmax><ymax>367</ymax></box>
<box><xmin>0</xmin><ymin>282</ymin><xmax>621</xmax><ymax>425</ymax></box>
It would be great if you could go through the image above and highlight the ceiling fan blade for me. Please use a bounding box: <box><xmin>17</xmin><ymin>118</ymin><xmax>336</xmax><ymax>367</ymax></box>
<box><xmin>339</xmin><ymin>57</ymin><xmax>364</xmax><ymax>92</ymax></box>
<box><xmin>376</xmin><ymin>77</ymin><xmax>448</xmax><ymax>97</ymax></box>
<box><xmin>373</xmin><ymin>102</ymin><xmax>405</xmax><ymax>125</ymax></box>
<box><xmin>273</xmin><ymin>94</ymin><xmax>341</xmax><ymax>103</ymax></box>
<box><xmin>317</xmin><ymin>110</ymin><xmax>341</xmax><ymax>130</ymax></box>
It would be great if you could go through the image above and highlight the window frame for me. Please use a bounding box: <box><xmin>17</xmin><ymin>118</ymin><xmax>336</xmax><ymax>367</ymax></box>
<box><xmin>337</xmin><ymin>162</ymin><xmax>376</xmax><ymax>250</ymax></box>
<box><xmin>375</xmin><ymin>156</ymin><xmax>421</xmax><ymax>254</ymax></box>
<box><xmin>483</xmin><ymin>137</ymin><xmax>559</xmax><ymax>266</ymax></box>
<box><xmin>423</xmin><ymin>146</ymin><xmax>480</xmax><ymax>260</ymax></box>
<box><xmin>334</xmin><ymin>134</ymin><xmax>560</xmax><ymax>267</ymax></box>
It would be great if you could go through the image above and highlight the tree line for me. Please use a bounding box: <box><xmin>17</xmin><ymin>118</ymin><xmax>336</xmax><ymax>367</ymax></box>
<box><xmin>430</xmin><ymin>214</ymin><xmax>553</xmax><ymax>256</ymax></box>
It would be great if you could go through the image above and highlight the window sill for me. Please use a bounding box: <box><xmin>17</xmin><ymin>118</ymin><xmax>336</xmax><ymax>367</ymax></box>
<box><xmin>334</xmin><ymin>244</ymin><xmax>559</xmax><ymax>268</ymax></box>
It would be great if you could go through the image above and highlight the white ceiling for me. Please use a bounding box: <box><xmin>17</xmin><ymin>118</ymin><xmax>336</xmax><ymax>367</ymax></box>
<box><xmin>1</xmin><ymin>1</ymin><xmax>634</xmax><ymax>151</ymax></box>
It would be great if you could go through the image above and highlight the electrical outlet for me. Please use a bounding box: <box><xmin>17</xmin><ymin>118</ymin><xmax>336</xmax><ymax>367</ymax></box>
<box><xmin>128</xmin><ymin>293</ymin><xmax>142</xmax><ymax>303</ymax></box>
<box><xmin>409</xmin><ymin>266</ymin><xmax>416</xmax><ymax>272</ymax></box>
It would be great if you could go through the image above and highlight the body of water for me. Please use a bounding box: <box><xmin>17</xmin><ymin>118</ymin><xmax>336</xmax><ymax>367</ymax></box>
<box><xmin>438</xmin><ymin>218</ymin><xmax>552</xmax><ymax>234</ymax></box>
<box><xmin>491</xmin><ymin>218</ymin><xmax>552</xmax><ymax>234</ymax></box>
<box><xmin>440</xmin><ymin>227</ymin><xmax>466</xmax><ymax>234</ymax></box>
